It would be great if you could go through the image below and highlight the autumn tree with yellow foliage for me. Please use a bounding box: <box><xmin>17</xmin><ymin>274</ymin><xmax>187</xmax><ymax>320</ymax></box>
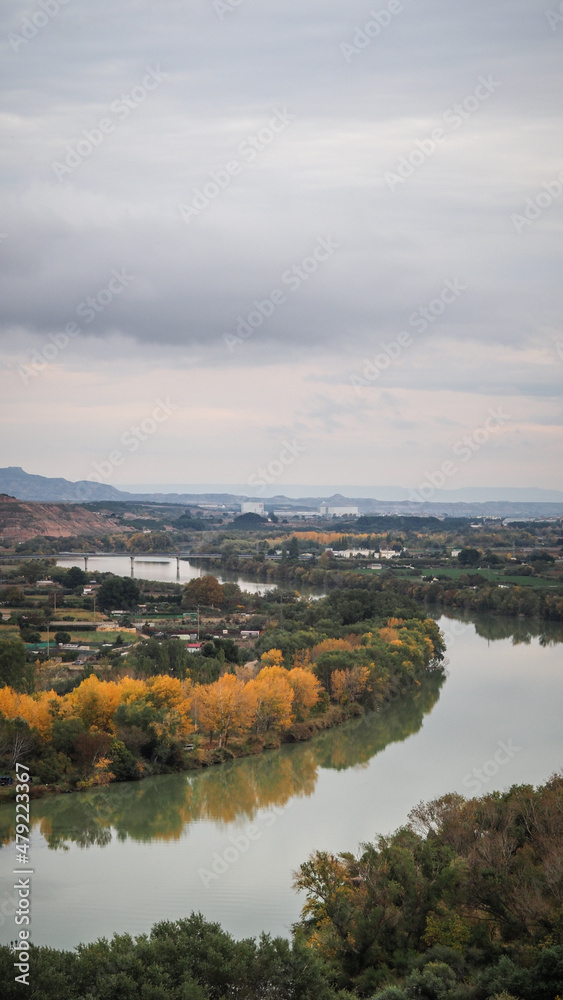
<box><xmin>286</xmin><ymin>667</ymin><xmax>321</xmax><ymax>720</ymax></box>
<box><xmin>331</xmin><ymin>665</ymin><xmax>370</xmax><ymax>705</ymax></box>
<box><xmin>0</xmin><ymin>601</ymin><xmax>445</xmax><ymax>794</ymax></box>
<box><xmin>247</xmin><ymin>666</ymin><xmax>295</xmax><ymax>734</ymax></box>
<box><xmin>260</xmin><ymin>648</ymin><xmax>284</xmax><ymax>668</ymax></box>
<box><xmin>194</xmin><ymin>673</ymin><xmax>255</xmax><ymax>747</ymax></box>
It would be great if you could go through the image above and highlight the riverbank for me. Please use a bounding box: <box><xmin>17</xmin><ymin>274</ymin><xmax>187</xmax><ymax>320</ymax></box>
<box><xmin>228</xmin><ymin>559</ymin><xmax>563</xmax><ymax>620</ymax></box>
<box><xmin>0</xmin><ymin>607</ymin><xmax>445</xmax><ymax>802</ymax></box>
<box><xmin>0</xmin><ymin>699</ymin><xmax>372</xmax><ymax>803</ymax></box>
<box><xmin>1</xmin><ymin>618</ymin><xmax>560</xmax><ymax>951</ymax></box>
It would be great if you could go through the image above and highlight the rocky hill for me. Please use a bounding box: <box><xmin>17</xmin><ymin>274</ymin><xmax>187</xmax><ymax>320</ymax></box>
<box><xmin>0</xmin><ymin>495</ymin><xmax>126</xmax><ymax>542</ymax></box>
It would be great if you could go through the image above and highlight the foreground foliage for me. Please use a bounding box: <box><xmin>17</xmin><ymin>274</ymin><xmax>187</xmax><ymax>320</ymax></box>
<box><xmin>1</xmin><ymin>780</ymin><xmax>562</xmax><ymax>998</ymax></box>
<box><xmin>0</xmin><ymin>913</ymin><xmax>346</xmax><ymax>1000</ymax></box>
<box><xmin>293</xmin><ymin>775</ymin><xmax>563</xmax><ymax>998</ymax></box>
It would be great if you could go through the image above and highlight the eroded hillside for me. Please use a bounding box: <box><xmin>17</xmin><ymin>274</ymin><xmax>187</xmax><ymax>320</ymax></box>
<box><xmin>0</xmin><ymin>494</ymin><xmax>125</xmax><ymax>542</ymax></box>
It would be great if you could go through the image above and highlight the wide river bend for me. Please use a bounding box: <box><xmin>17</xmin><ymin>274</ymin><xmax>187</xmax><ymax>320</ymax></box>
<box><xmin>0</xmin><ymin>597</ymin><xmax>561</xmax><ymax>949</ymax></box>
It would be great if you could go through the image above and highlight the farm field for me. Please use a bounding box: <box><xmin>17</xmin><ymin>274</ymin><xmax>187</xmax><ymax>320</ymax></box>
<box><xmin>352</xmin><ymin>564</ymin><xmax>562</xmax><ymax>589</ymax></box>
<box><xmin>35</xmin><ymin>630</ymin><xmax>137</xmax><ymax>645</ymax></box>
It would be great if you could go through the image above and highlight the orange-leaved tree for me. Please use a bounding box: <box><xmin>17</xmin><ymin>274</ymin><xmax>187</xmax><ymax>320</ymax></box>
<box><xmin>311</xmin><ymin>638</ymin><xmax>353</xmax><ymax>660</ymax></box>
<box><xmin>379</xmin><ymin>626</ymin><xmax>401</xmax><ymax>644</ymax></box>
<box><xmin>247</xmin><ymin>666</ymin><xmax>294</xmax><ymax>733</ymax></box>
<box><xmin>62</xmin><ymin>675</ymin><xmax>149</xmax><ymax>733</ymax></box>
<box><xmin>260</xmin><ymin>649</ymin><xmax>284</xmax><ymax>668</ymax></box>
<box><xmin>331</xmin><ymin>665</ymin><xmax>370</xmax><ymax>705</ymax></box>
<box><xmin>194</xmin><ymin>673</ymin><xmax>255</xmax><ymax>747</ymax></box>
<box><xmin>0</xmin><ymin>687</ymin><xmax>57</xmax><ymax>740</ymax></box>
<box><xmin>286</xmin><ymin>667</ymin><xmax>321</xmax><ymax>720</ymax></box>
<box><xmin>62</xmin><ymin>676</ymin><xmax>122</xmax><ymax>732</ymax></box>
<box><xmin>146</xmin><ymin>675</ymin><xmax>193</xmax><ymax>740</ymax></box>
<box><xmin>291</xmin><ymin>648</ymin><xmax>313</xmax><ymax>671</ymax></box>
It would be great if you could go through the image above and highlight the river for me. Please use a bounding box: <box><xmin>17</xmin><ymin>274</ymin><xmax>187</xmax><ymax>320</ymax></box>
<box><xmin>55</xmin><ymin>554</ymin><xmax>279</xmax><ymax>595</ymax></box>
<box><xmin>0</xmin><ymin>613</ymin><xmax>561</xmax><ymax>950</ymax></box>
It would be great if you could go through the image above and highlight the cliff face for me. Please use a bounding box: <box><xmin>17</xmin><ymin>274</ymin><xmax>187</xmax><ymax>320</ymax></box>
<box><xmin>0</xmin><ymin>494</ymin><xmax>125</xmax><ymax>542</ymax></box>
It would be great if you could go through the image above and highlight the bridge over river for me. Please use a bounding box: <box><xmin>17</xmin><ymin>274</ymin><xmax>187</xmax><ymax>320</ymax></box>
<box><xmin>0</xmin><ymin>551</ymin><xmax>221</xmax><ymax>576</ymax></box>
<box><xmin>57</xmin><ymin>551</ymin><xmax>222</xmax><ymax>573</ymax></box>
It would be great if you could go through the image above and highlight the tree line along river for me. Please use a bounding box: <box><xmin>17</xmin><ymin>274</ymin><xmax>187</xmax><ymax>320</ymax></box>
<box><xmin>0</xmin><ymin>600</ymin><xmax>561</xmax><ymax>949</ymax></box>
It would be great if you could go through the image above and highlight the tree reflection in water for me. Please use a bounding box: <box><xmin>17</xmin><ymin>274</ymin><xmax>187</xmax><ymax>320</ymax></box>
<box><xmin>440</xmin><ymin>611</ymin><xmax>563</xmax><ymax>646</ymax></box>
<box><xmin>0</xmin><ymin>672</ymin><xmax>444</xmax><ymax>851</ymax></box>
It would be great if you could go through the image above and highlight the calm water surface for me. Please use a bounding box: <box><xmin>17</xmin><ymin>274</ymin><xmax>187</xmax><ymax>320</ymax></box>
<box><xmin>0</xmin><ymin>613</ymin><xmax>561</xmax><ymax>949</ymax></box>
<box><xmin>56</xmin><ymin>555</ymin><xmax>278</xmax><ymax>595</ymax></box>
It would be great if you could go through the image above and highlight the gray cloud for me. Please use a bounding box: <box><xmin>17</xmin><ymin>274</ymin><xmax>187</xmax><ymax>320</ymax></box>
<box><xmin>0</xmin><ymin>0</ymin><xmax>561</xmax><ymax>484</ymax></box>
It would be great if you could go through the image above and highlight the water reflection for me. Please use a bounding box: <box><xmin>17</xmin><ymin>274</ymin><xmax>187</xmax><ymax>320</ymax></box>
<box><xmin>0</xmin><ymin>672</ymin><xmax>444</xmax><ymax>851</ymax></box>
<box><xmin>310</xmin><ymin>671</ymin><xmax>444</xmax><ymax>770</ymax></box>
<box><xmin>439</xmin><ymin>610</ymin><xmax>563</xmax><ymax>646</ymax></box>
<box><xmin>56</xmin><ymin>557</ymin><xmax>279</xmax><ymax>595</ymax></box>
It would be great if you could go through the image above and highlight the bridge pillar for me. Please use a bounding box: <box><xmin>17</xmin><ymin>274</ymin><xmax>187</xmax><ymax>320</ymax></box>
<box><xmin>84</xmin><ymin>555</ymin><xmax>88</xmax><ymax>572</ymax></box>
<box><xmin>130</xmin><ymin>556</ymin><xmax>135</xmax><ymax>578</ymax></box>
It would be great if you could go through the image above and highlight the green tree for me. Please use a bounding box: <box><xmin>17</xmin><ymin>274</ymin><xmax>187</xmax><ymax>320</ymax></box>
<box><xmin>0</xmin><ymin>912</ymin><xmax>340</xmax><ymax>999</ymax></box>
<box><xmin>108</xmin><ymin>739</ymin><xmax>141</xmax><ymax>780</ymax></box>
<box><xmin>231</xmin><ymin>512</ymin><xmax>267</xmax><ymax>528</ymax></box>
<box><xmin>97</xmin><ymin>575</ymin><xmax>141</xmax><ymax>611</ymax></box>
<box><xmin>457</xmin><ymin>547</ymin><xmax>480</xmax><ymax>567</ymax></box>
<box><xmin>221</xmin><ymin>581</ymin><xmax>244</xmax><ymax>610</ymax></box>
<box><xmin>0</xmin><ymin>585</ymin><xmax>25</xmax><ymax>606</ymax></box>
<box><xmin>202</xmin><ymin>637</ymin><xmax>241</xmax><ymax>663</ymax></box>
<box><xmin>313</xmin><ymin>650</ymin><xmax>357</xmax><ymax>695</ymax></box>
<box><xmin>128</xmin><ymin>637</ymin><xmax>188</xmax><ymax>678</ymax></box>
<box><xmin>288</xmin><ymin>536</ymin><xmax>300</xmax><ymax>561</ymax></box>
<box><xmin>187</xmin><ymin>655</ymin><xmax>222</xmax><ymax>684</ymax></box>
<box><xmin>66</xmin><ymin>565</ymin><xmax>88</xmax><ymax>589</ymax></box>
<box><xmin>55</xmin><ymin>631</ymin><xmax>72</xmax><ymax>645</ymax></box>
<box><xmin>51</xmin><ymin>716</ymin><xmax>87</xmax><ymax>757</ymax></box>
<box><xmin>18</xmin><ymin>559</ymin><xmax>49</xmax><ymax>584</ymax></box>
<box><xmin>0</xmin><ymin>637</ymin><xmax>28</xmax><ymax>691</ymax></box>
<box><xmin>20</xmin><ymin>627</ymin><xmax>41</xmax><ymax>643</ymax></box>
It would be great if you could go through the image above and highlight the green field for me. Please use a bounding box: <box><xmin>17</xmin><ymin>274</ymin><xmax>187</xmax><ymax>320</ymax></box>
<box><xmin>50</xmin><ymin>608</ymin><xmax>106</xmax><ymax>622</ymax></box>
<box><xmin>353</xmin><ymin>564</ymin><xmax>561</xmax><ymax>589</ymax></box>
<box><xmin>0</xmin><ymin>624</ymin><xmax>20</xmax><ymax>637</ymax></box>
<box><xmin>37</xmin><ymin>630</ymin><xmax>137</xmax><ymax>644</ymax></box>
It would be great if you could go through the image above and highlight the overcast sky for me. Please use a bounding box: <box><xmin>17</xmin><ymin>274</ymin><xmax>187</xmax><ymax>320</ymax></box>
<box><xmin>1</xmin><ymin>0</ymin><xmax>562</xmax><ymax>496</ymax></box>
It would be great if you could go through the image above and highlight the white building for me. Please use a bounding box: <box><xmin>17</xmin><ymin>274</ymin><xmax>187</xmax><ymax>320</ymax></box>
<box><xmin>319</xmin><ymin>504</ymin><xmax>360</xmax><ymax>517</ymax></box>
<box><xmin>241</xmin><ymin>501</ymin><xmax>265</xmax><ymax>516</ymax></box>
<box><xmin>273</xmin><ymin>509</ymin><xmax>318</xmax><ymax>518</ymax></box>
<box><xmin>332</xmin><ymin>548</ymin><xmax>374</xmax><ymax>558</ymax></box>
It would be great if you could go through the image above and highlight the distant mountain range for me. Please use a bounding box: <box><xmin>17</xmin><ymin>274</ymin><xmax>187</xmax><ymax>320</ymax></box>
<box><xmin>120</xmin><ymin>482</ymin><xmax>563</xmax><ymax>503</ymax></box>
<box><xmin>0</xmin><ymin>468</ymin><xmax>239</xmax><ymax>505</ymax></box>
<box><xmin>1</xmin><ymin>467</ymin><xmax>563</xmax><ymax>519</ymax></box>
<box><xmin>0</xmin><ymin>467</ymin><xmax>125</xmax><ymax>503</ymax></box>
